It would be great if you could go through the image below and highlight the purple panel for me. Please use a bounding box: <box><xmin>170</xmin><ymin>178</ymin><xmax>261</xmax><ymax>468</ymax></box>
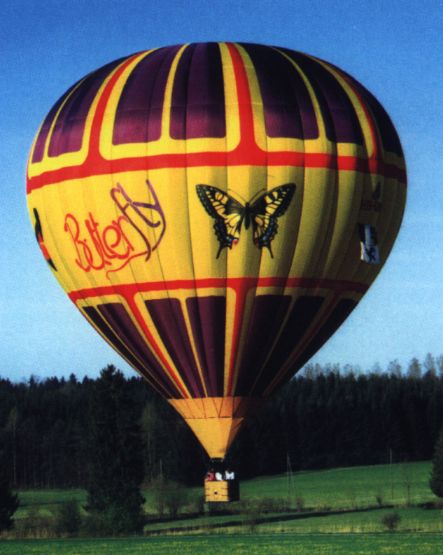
<box><xmin>235</xmin><ymin>295</ymin><xmax>291</xmax><ymax>395</ymax></box>
<box><xmin>267</xmin><ymin>298</ymin><xmax>357</xmax><ymax>394</ymax></box>
<box><xmin>32</xmin><ymin>82</ymin><xmax>79</xmax><ymax>163</ymax></box>
<box><xmin>83</xmin><ymin>305</ymin><xmax>140</xmax><ymax>370</ymax></box>
<box><xmin>47</xmin><ymin>58</ymin><xmax>125</xmax><ymax>157</ymax></box>
<box><xmin>186</xmin><ymin>296</ymin><xmax>226</xmax><ymax>396</ymax></box>
<box><xmin>293</xmin><ymin>298</ymin><xmax>357</xmax><ymax>370</ymax></box>
<box><xmin>145</xmin><ymin>298</ymin><xmax>204</xmax><ymax>397</ymax></box>
<box><xmin>249</xmin><ymin>295</ymin><xmax>325</xmax><ymax>396</ymax></box>
<box><xmin>241</xmin><ymin>44</ymin><xmax>318</xmax><ymax>139</ymax></box>
<box><xmin>281</xmin><ymin>49</ymin><xmax>363</xmax><ymax>145</ymax></box>
<box><xmin>113</xmin><ymin>46</ymin><xmax>180</xmax><ymax>144</ymax></box>
<box><xmin>83</xmin><ymin>304</ymin><xmax>180</xmax><ymax>398</ymax></box>
<box><xmin>352</xmin><ymin>80</ymin><xmax>403</xmax><ymax>156</ymax></box>
<box><xmin>324</xmin><ymin>61</ymin><xmax>403</xmax><ymax>156</ymax></box>
<box><xmin>170</xmin><ymin>43</ymin><xmax>226</xmax><ymax>139</ymax></box>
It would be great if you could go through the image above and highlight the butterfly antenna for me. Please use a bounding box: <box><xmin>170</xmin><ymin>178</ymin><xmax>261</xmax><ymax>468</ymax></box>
<box><xmin>227</xmin><ymin>189</ymin><xmax>247</xmax><ymax>203</ymax></box>
<box><xmin>248</xmin><ymin>188</ymin><xmax>266</xmax><ymax>204</ymax></box>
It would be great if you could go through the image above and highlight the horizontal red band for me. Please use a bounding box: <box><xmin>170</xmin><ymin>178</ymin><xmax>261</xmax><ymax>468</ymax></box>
<box><xmin>68</xmin><ymin>276</ymin><xmax>368</xmax><ymax>303</ymax></box>
<box><xmin>26</xmin><ymin>150</ymin><xmax>406</xmax><ymax>193</ymax></box>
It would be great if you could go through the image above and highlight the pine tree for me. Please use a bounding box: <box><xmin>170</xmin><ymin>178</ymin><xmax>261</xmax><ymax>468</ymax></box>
<box><xmin>430</xmin><ymin>425</ymin><xmax>443</xmax><ymax>498</ymax></box>
<box><xmin>0</xmin><ymin>440</ymin><xmax>19</xmax><ymax>532</ymax></box>
<box><xmin>85</xmin><ymin>366</ymin><xmax>145</xmax><ymax>534</ymax></box>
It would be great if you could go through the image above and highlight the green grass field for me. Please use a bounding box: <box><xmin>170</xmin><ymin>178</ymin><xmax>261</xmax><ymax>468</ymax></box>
<box><xmin>4</xmin><ymin>461</ymin><xmax>443</xmax><ymax>554</ymax></box>
<box><xmin>17</xmin><ymin>461</ymin><xmax>433</xmax><ymax>515</ymax></box>
<box><xmin>1</xmin><ymin>533</ymin><xmax>443</xmax><ymax>555</ymax></box>
<box><xmin>241</xmin><ymin>461</ymin><xmax>432</xmax><ymax>508</ymax></box>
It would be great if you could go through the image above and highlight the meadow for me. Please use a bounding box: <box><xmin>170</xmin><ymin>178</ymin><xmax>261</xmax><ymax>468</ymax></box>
<box><xmin>2</xmin><ymin>461</ymin><xmax>443</xmax><ymax>554</ymax></box>
<box><xmin>16</xmin><ymin>460</ymin><xmax>433</xmax><ymax>517</ymax></box>
<box><xmin>1</xmin><ymin>534</ymin><xmax>443</xmax><ymax>555</ymax></box>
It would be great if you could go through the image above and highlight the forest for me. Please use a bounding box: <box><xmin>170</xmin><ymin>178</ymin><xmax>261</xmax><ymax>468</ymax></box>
<box><xmin>1</xmin><ymin>354</ymin><xmax>443</xmax><ymax>490</ymax></box>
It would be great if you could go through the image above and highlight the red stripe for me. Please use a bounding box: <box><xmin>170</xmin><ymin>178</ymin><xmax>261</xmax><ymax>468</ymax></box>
<box><xmin>340</xmin><ymin>72</ymin><xmax>382</xmax><ymax>171</ymax></box>
<box><xmin>88</xmin><ymin>55</ymin><xmax>141</xmax><ymax>158</ymax></box>
<box><xmin>26</xmin><ymin>53</ymin><xmax>140</xmax><ymax>194</ymax></box>
<box><xmin>38</xmin><ymin>240</ymin><xmax>51</xmax><ymax>262</ymax></box>
<box><xmin>26</xmin><ymin>150</ymin><xmax>406</xmax><ymax>193</ymax></box>
<box><xmin>226</xmin><ymin>278</ymin><xmax>251</xmax><ymax>395</ymax></box>
<box><xmin>67</xmin><ymin>276</ymin><xmax>368</xmax><ymax>303</ymax></box>
<box><xmin>124</xmin><ymin>294</ymin><xmax>189</xmax><ymax>398</ymax></box>
<box><xmin>26</xmin><ymin>44</ymin><xmax>406</xmax><ymax>194</ymax></box>
<box><xmin>226</xmin><ymin>43</ymin><xmax>258</xmax><ymax>156</ymax></box>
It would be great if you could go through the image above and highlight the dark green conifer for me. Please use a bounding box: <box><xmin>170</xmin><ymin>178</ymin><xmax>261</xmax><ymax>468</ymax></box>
<box><xmin>0</xmin><ymin>443</ymin><xmax>19</xmax><ymax>532</ymax></box>
<box><xmin>85</xmin><ymin>366</ymin><xmax>145</xmax><ymax>534</ymax></box>
<box><xmin>430</xmin><ymin>425</ymin><xmax>443</xmax><ymax>498</ymax></box>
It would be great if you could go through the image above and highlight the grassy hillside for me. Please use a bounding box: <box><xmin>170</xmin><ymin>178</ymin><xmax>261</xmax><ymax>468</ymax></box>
<box><xmin>2</xmin><ymin>461</ymin><xmax>443</xmax><ymax>553</ymax></box>
<box><xmin>13</xmin><ymin>461</ymin><xmax>442</xmax><ymax>535</ymax></box>
<box><xmin>241</xmin><ymin>461</ymin><xmax>432</xmax><ymax>509</ymax></box>
<box><xmin>16</xmin><ymin>460</ymin><xmax>435</xmax><ymax>517</ymax></box>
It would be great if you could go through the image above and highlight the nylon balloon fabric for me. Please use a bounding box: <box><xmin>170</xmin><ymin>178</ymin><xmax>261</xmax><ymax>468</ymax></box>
<box><xmin>26</xmin><ymin>43</ymin><xmax>406</xmax><ymax>459</ymax></box>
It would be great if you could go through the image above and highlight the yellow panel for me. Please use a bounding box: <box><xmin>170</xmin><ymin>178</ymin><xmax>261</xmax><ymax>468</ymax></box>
<box><xmin>170</xmin><ymin>397</ymin><xmax>259</xmax><ymax>459</ymax></box>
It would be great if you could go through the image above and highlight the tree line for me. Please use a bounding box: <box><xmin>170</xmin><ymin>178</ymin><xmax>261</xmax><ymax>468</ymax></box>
<box><xmin>1</xmin><ymin>354</ymin><xmax>443</xmax><ymax>491</ymax></box>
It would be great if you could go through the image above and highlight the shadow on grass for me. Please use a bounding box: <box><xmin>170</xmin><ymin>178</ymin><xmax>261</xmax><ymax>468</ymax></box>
<box><xmin>144</xmin><ymin>504</ymin><xmax>398</xmax><ymax>535</ymax></box>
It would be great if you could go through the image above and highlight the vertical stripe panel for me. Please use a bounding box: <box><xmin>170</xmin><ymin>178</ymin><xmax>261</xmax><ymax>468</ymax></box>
<box><xmin>282</xmin><ymin>49</ymin><xmax>364</xmax><ymax>145</ymax></box>
<box><xmin>48</xmin><ymin>59</ymin><xmax>125</xmax><ymax>156</ymax></box>
<box><xmin>186</xmin><ymin>296</ymin><xmax>226</xmax><ymax>396</ymax></box>
<box><xmin>241</xmin><ymin>43</ymin><xmax>318</xmax><ymax>139</ymax></box>
<box><xmin>113</xmin><ymin>47</ymin><xmax>180</xmax><ymax>144</ymax></box>
<box><xmin>145</xmin><ymin>298</ymin><xmax>205</xmax><ymax>397</ymax></box>
<box><xmin>170</xmin><ymin>43</ymin><xmax>226</xmax><ymax>139</ymax></box>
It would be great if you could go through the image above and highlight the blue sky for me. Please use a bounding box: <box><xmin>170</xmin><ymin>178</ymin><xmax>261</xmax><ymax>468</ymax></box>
<box><xmin>1</xmin><ymin>0</ymin><xmax>442</xmax><ymax>381</ymax></box>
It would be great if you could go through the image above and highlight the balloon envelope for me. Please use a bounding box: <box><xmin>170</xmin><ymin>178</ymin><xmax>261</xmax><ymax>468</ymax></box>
<box><xmin>27</xmin><ymin>43</ymin><xmax>406</xmax><ymax>459</ymax></box>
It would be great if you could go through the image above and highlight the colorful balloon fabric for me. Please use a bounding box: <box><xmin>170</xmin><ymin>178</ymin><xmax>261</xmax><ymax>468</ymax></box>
<box><xmin>26</xmin><ymin>43</ymin><xmax>406</xmax><ymax>460</ymax></box>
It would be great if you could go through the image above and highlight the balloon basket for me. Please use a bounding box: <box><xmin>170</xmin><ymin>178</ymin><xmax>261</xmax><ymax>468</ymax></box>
<box><xmin>204</xmin><ymin>460</ymin><xmax>239</xmax><ymax>503</ymax></box>
<box><xmin>204</xmin><ymin>478</ymin><xmax>239</xmax><ymax>503</ymax></box>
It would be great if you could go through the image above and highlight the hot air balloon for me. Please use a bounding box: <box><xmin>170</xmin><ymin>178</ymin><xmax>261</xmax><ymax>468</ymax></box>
<box><xmin>27</xmin><ymin>42</ymin><xmax>406</xmax><ymax>502</ymax></box>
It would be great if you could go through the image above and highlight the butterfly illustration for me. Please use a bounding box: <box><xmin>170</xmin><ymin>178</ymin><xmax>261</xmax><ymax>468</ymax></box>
<box><xmin>196</xmin><ymin>183</ymin><xmax>296</xmax><ymax>258</ymax></box>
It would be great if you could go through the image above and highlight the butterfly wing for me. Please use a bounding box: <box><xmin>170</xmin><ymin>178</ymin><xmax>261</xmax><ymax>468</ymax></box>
<box><xmin>196</xmin><ymin>185</ymin><xmax>245</xmax><ymax>258</ymax></box>
<box><xmin>250</xmin><ymin>184</ymin><xmax>296</xmax><ymax>257</ymax></box>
